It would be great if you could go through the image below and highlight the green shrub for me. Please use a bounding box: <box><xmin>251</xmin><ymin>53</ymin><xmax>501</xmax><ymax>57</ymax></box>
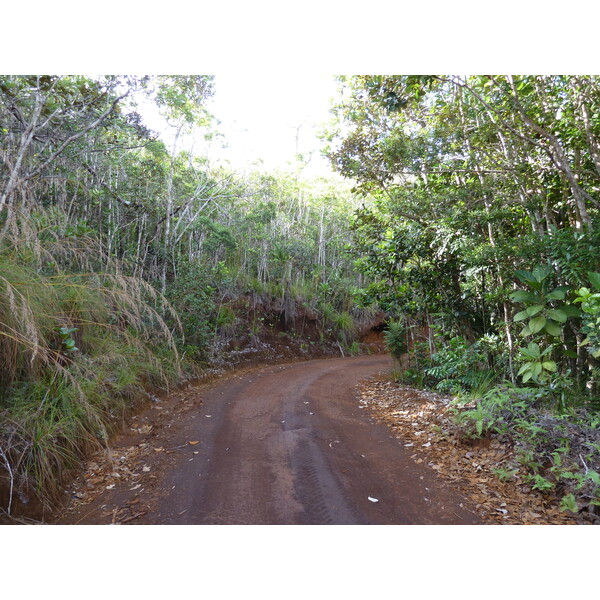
<box><xmin>574</xmin><ymin>272</ymin><xmax>600</xmax><ymax>359</ymax></box>
<box><xmin>383</xmin><ymin>320</ymin><xmax>407</xmax><ymax>361</ymax></box>
<box><xmin>424</xmin><ymin>335</ymin><xmax>495</xmax><ymax>395</ymax></box>
<box><xmin>216</xmin><ymin>305</ymin><xmax>237</xmax><ymax>329</ymax></box>
<box><xmin>347</xmin><ymin>341</ymin><xmax>361</xmax><ymax>355</ymax></box>
<box><xmin>165</xmin><ymin>261</ymin><xmax>216</xmax><ymax>357</ymax></box>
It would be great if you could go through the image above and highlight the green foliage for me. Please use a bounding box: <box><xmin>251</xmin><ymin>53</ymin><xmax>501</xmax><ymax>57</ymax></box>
<box><xmin>4</xmin><ymin>328</ymin><xmax>184</xmax><ymax>507</ymax></box>
<box><xmin>164</xmin><ymin>261</ymin><xmax>217</xmax><ymax>359</ymax></box>
<box><xmin>424</xmin><ymin>335</ymin><xmax>496</xmax><ymax>395</ymax></box>
<box><xmin>560</xmin><ymin>493</ymin><xmax>579</xmax><ymax>513</ymax></box>
<box><xmin>216</xmin><ymin>305</ymin><xmax>236</xmax><ymax>329</ymax></box>
<box><xmin>0</xmin><ymin>209</ymin><xmax>185</xmax><ymax>510</ymax></box>
<box><xmin>58</xmin><ymin>327</ymin><xmax>78</xmax><ymax>353</ymax></box>
<box><xmin>325</xmin><ymin>75</ymin><xmax>600</xmax><ymax>395</ymax></box>
<box><xmin>450</xmin><ymin>383</ymin><xmax>600</xmax><ymax>513</ymax></box>
<box><xmin>333</xmin><ymin>311</ymin><xmax>354</xmax><ymax>342</ymax></box>
<box><xmin>152</xmin><ymin>75</ymin><xmax>215</xmax><ymax>126</ymax></box>
<box><xmin>544</xmin><ymin>227</ymin><xmax>600</xmax><ymax>286</ymax></box>
<box><xmin>516</xmin><ymin>342</ymin><xmax>557</xmax><ymax>383</ymax></box>
<box><xmin>347</xmin><ymin>341</ymin><xmax>361</xmax><ymax>355</ymax></box>
<box><xmin>574</xmin><ymin>272</ymin><xmax>600</xmax><ymax>358</ymax></box>
<box><xmin>383</xmin><ymin>320</ymin><xmax>407</xmax><ymax>360</ymax></box>
<box><xmin>508</xmin><ymin>266</ymin><xmax>600</xmax><ymax>399</ymax></box>
<box><xmin>492</xmin><ymin>466</ymin><xmax>519</xmax><ymax>482</ymax></box>
<box><xmin>531</xmin><ymin>474</ymin><xmax>555</xmax><ymax>492</ymax></box>
<box><xmin>510</xmin><ymin>265</ymin><xmax>578</xmax><ymax>340</ymax></box>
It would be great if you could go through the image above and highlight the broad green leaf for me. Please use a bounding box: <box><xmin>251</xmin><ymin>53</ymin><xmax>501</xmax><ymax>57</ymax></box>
<box><xmin>514</xmin><ymin>309</ymin><xmax>530</xmax><ymax>322</ymax></box>
<box><xmin>557</xmin><ymin>285</ymin><xmax>571</xmax><ymax>293</ymax></box>
<box><xmin>546</xmin><ymin>309</ymin><xmax>568</xmax><ymax>323</ymax></box>
<box><xmin>542</xmin><ymin>361</ymin><xmax>557</xmax><ymax>372</ymax></box>
<box><xmin>544</xmin><ymin>320</ymin><xmax>562</xmax><ymax>337</ymax></box>
<box><xmin>519</xmin><ymin>347</ymin><xmax>537</xmax><ymax>359</ymax></box>
<box><xmin>532</xmin><ymin>362</ymin><xmax>542</xmax><ymax>377</ymax></box>
<box><xmin>527</xmin><ymin>342</ymin><xmax>541</xmax><ymax>357</ymax></box>
<box><xmin>546</xmin><ymin>289</ymin><xmax>566</xmax><ymax>301</ymax></box>
<box><xmin>561</xmin><ymin>305</ymin><xmax>581</xmax><ymax>317</ymax></box>
<box><xmin>588</xmin><ymin>471</ymin><xmax>600</xmax><ymax>485</ymax></box>
<box><xmin>522</xmin><ymin>371</ymin><xmax>533</xmax><ymax>383</ymax></box>
<box><xmin>514</xmin><ymin>270</ymin><xmax>538</xmax><ymax>285</ymax></box>
<box><xmin>529</xmin><ymin>316</ymin><xmax>546</xmax><ymax>334</ymax></box>
<box><xmin>526</xmin><ymin>305</ymin><xmax>544</xmax><ymax>317</ymax></box>
<box><xmin>520</xmin><ymin>324</ymin><xmax>532</xmax><ymax>337</ymax></box>
<box><xmin>517</xmin><ymin>364</ymin><xmax>530</xmax><ymax>376</ymax></box>
<box><xmin>532</xmin><ymin>265</ymin><xmax>552</xmax><ymax>282</ymax></box>
<box><xmin>510</xmin><ymin>290</ymin><xmax>539</xmax><ymax>303</ymax></box>
<box><xmin>588</xmin><ymin>272</ymin><xmax>600</xmax><ymax>291</ymax></box>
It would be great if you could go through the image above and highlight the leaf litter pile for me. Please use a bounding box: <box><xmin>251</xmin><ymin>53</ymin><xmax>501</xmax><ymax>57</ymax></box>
<box><xmin>357</xmin><ymin>376</ymin><xmax>584</xmax><ymax>525</ymax></box>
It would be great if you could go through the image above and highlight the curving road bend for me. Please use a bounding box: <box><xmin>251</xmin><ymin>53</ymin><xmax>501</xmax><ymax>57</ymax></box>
<box><xmin>131</xmin><ymin>355</ymin><xmax>481</xmax><ymax>525</ymax></box>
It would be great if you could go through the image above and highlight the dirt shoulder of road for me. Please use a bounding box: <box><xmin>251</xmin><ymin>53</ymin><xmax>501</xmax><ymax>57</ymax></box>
<box><xmin>357</xmin><ymin>375</ymin><xmax>585</xmax><ymax>525</ymax></box>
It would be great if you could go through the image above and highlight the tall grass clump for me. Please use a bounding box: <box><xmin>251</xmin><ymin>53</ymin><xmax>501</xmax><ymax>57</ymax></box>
<box><xmin>0</xmin><ymin>209</ymin><xmax>185</xmax><ymax>515</ymax></box>
<box><xmin>333</xmin><ymin>311</ymin><xmax>355</xmax><ymax>345</ymax></box>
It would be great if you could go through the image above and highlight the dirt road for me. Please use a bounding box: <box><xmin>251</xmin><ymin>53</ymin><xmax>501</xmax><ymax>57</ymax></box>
<box><xmin>58</xmin><ymin>355</ymin><xmax>481</xmax><ymax>525</ymax></box>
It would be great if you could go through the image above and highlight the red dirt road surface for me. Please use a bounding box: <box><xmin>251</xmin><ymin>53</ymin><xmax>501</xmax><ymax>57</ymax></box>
<box><xmin>58</xmin><ymin>355</ymin><xmax>481</xmax><ymax>525</ymax></box>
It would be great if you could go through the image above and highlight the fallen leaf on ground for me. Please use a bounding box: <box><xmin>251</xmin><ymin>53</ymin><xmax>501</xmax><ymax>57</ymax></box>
<box><xmin>356</xmin><ymin>376</ymin><xmax>583</xmax><ymax>525</ymax></box>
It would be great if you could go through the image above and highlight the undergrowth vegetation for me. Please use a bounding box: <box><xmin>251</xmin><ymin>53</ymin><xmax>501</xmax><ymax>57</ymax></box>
<box><xmin>450</xmin><ymin>385</ymin><xmax>600</xmax><ymax>516</ymax></box>
<box><xmin>0</xmin><ymin>210</ymin><xmax>186</xmax><ymax>513</ymax></box>
<box><xmin>382</xmin><ymin>269</ymin><xmax>600</xmax><ymax>515</ymax></box>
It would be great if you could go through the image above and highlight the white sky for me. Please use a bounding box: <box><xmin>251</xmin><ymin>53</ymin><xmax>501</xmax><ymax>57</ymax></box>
<box><xmin>205</xmin><ymin>73</ymin><xmax>341</xmax><ymax>176</ymax></box>
<box><xmin>139</xmin><ymin>73</ymin><xmax>343</xmax><ymax>179</ymax></box>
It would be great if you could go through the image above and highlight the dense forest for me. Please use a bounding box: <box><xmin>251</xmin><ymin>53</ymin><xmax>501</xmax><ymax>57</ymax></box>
<box><xmin>1</xmin><ymin>75</ymin><xmax>599</xmax><ymax>519</ymax></box>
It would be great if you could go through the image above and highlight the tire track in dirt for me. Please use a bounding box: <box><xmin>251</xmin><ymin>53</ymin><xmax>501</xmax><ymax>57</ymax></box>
<box><xmin>58</xmin><ymin>355</ymin><xmax>481</xmax><ymax>525</ymax></box>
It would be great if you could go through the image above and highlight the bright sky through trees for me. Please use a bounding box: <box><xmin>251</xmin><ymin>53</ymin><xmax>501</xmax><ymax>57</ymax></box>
<box><xmin>210</xmin><ymin>73</ymin><xmax>340</xmax><ymax>175</ymax></box>
<box><xmin>142</xmin><ymin>73</ymin><xmax>342</xmax><ymax>177</ymax></box>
